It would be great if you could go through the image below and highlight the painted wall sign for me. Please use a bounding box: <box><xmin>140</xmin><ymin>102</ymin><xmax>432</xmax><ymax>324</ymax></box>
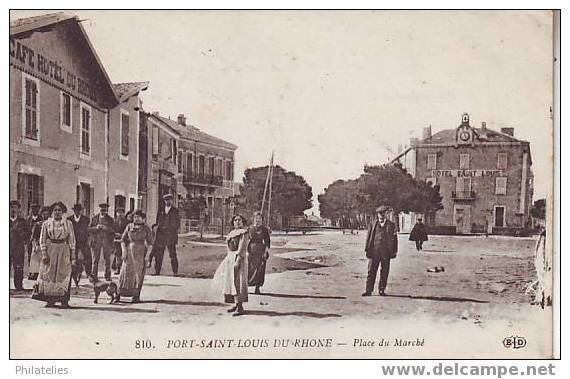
<box><xmin>10</xmin><ymin>38</ymin><xmax>98</xmax><ymax>103</ymax></box>
<box><xmin>431</xmin><ymin>169</ymin><xmax>504</xmax><ymax>178</ymax></box>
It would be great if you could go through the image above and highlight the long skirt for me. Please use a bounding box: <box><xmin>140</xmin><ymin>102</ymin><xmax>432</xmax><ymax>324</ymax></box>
<box><xmin>118</xmin><ymin>242</ymin><xmax>146</xmax><ymax>298</ymax></box>
<box><xmin>28</xmin><ymin>240</ymin><xmax>41</xmax><ymax>280</ymax></box>
<box><xmin>248</xmin><ymin>242</ymin><xmax>267</xmax><ymax>287</ymax></box>
<box><xmin>213</xmin><ymin>251</ymin><xmax>237</xmax><ymax>302</ymax></box>
<box><xmin>33</xmin><ymin>241</ymin><xmax>72</xmax><ymax>304</ymax></box>
<box><xmin>234</xmin><ymin>254</ymin><xmax>249</xmax><ymax>303</ymax></box>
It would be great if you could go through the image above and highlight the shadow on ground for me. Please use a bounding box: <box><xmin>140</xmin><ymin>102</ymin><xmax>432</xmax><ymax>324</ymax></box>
<box><xmin>243</xmin><ymin>310</ymin><xmax>342</xmax><ymax>318</ymax></box>
<box><xmin>259</xmin><ymin>292</ymin><xmax>346</xmax><ymax>300</ymax></box>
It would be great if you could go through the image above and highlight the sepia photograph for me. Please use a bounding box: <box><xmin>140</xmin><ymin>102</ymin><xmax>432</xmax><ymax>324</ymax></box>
<box><xmin>8</xmin><ymin>9</ymin><xmax>558</xmax><ymax>359</ymax></box>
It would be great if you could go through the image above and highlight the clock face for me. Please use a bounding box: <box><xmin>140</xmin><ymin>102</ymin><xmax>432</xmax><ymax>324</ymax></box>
<box><xmin>459</xmin><ymin>130</ymin><xmax>470</xmax><ymax>142</ymax></box>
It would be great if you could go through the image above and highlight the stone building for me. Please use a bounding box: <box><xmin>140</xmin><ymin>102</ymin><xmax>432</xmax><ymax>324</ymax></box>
<box><xmin>10</xmin><ymin>13</ymin><xmax>119</xmax><ymax>216</ymax></box>
<box><xmin>141</xmin><ymin>113</ymin><xmax>238</xmax><ymax>230</ymax></box>
<box><xmin>392</xmin><ymin>113</ymin><xmax>533</xmax><ymax>235</ymax></box>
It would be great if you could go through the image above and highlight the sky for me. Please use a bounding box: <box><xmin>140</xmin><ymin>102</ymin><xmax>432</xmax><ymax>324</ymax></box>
<box><xmin>11</xmin><ymin>10</ymin><xmax>554</xmax><ymax>215</ymax></box>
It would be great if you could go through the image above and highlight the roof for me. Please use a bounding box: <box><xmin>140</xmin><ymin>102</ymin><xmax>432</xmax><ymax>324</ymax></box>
<box><xmin>151</xmin><ymin>115</ymin><xmax>237</xmax><ymax>150</ymax></box>
<box><xmin>112</xmin><ymin>82</ymin><xmax>149</xmax><ymax>102</ymax></box>
<box><xmin>10</xmin><ymin>12</ymin><xmax>119</xmax><ymax>107</ymax></box>
<box><xmin>422</xmin><ymin>127</ymin><xmax>527</xmax><ymax>145</ymax></box>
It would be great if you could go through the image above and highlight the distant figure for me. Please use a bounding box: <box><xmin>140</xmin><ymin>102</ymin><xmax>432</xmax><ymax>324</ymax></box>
<box><xmin>26</xmin><ymin>203</ymin><xmax>42</xmax><ymax>266</ymax></box>
<box><xmin>409</xmin><ymin>218</ymin><xmax>428</xmax><ymax>252</ymax></box>
<box><xmin>363</xmin><ymin>205</ymin><xmax>398</xmax><ymax>296</ymax></box>
<box><xmin>112</xmin><ymin>208</ymin><xmax>129</xmax><ymax>275</ymax></box>
<box><xmin>248</xmin><ymin>211</ymin><xmax>271</xmax><ymax>294</ymax></box>
<box><xmin>153</xmin><ymin>194</ymin><xmax>180</xmax><ymax>276</ymax></box>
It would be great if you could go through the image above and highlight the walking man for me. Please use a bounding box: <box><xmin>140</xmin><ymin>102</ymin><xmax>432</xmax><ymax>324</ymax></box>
<box><xmin>89</xmin><ymin>203</ymin><xmax>115</xmax><ymax>281</ymax></box>
<box><xmin>69</xmin><ymin>204</ymin><xmax>93</xmax><ymax>282</ymax></box>
<box><xmin>363</xmin><ymin>205</ymin><xmax>398</xmax><ymax>296</ymax></box>
<box><xmin>409</xmin><ymin>217</ymin><xmax>428</xmax><ymax>252</ymax></box>
<box><xmin>10</xmin><ymin>200</ymin><xmax>29</xmax><ymax>291</ymax></box>
<box><xmin>153</xmin><ymin>194</ymin><xmax>180</xmax><ymax>276</ymax></box>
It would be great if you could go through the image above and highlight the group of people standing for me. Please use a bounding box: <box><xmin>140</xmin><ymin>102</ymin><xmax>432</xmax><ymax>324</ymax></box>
<box><xmin>9</xmin><ymin>193</ymin><xmax>182</xmax><ymax>309</ymax></box>
<box><xmin>213</xmin><ymin>211</ymin><xmax>271</xmax><ymax>316</ymax></box>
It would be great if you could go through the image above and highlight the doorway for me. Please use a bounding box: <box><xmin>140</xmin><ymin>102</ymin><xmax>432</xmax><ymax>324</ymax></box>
<box><xmin>494</xmin><ymin>206</ymin><xmax>506</xmax><ymax>227</ymax></box>
<box><xmin>454</xmin><ymin>204</ymin><xmax>472</xmax><ymax>234</ymax></box>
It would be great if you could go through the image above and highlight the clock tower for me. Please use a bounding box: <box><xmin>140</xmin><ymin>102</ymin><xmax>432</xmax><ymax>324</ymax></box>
<box><xmin>456</xmin><ymin>112</ymin><xmax>473</xmax><ymax>145</ymax></box>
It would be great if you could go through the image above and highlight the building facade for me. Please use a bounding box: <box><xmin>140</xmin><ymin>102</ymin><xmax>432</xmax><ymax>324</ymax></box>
<box><xmin>393</xmin><ymin>113</ymin><xmax>533</xmax><ymax>235</ymax></box>
<box><xmin>10</xmin><ymin>14</ymin><xmax>119</xmax><ymax>216</ymax></box>
<box><xmin>108</xmin><ymin>81</ymin><xmax>149</xmax><ymax>216</ymax></box>
<box><xmin>141</xmin><ymin>113</ymin><xmax>238</xmax><ymax>231</ymax></box>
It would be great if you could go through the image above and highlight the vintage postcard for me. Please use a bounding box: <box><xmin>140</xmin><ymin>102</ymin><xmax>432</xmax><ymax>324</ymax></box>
<box><xmin>9</xmin><ymin>10</ymin><xmax>558</xmax><ymax>359</ymax></box>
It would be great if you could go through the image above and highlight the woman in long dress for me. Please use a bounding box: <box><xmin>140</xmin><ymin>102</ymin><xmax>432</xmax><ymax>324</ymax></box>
<box><xmin>118</xmin><ymin>210</ymin><xmax>153</xmax><ymax>303</ymax></box>
<box><xmin>248</xmin><ymin>211</ymin><xmax>270</xmax><ymax>294</ymax></box>
<box><xmin>33</xmin><ymin>202</ymin><xmax>76</xmax><ymax>308</ymax></box>
<box><xmin>212</xmin><ymin>214</ymin><xmax>250</xmax><ymax>316</ymax></box>
<box><xmin>28</xmin><ymin>206</ymin><xmax>51</xmax><ymax>281</ymax></box>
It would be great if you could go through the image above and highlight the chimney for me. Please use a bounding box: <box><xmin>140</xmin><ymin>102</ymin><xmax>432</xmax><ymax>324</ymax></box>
<box><xmin>500</xmin><ymin>127</ymin><xmax>514</xmax><ymax>137</ymax></box>
<box><xmin>410</xmin><ymin>137</ymin><xmax>419</xmax><ymax>146</ymax></box>
<box><xmin>481</xmin><ymin>122</ymin><xmax>487</xmax><ymax>132</ymax></box>
<box><xmin>151</xmin><ymin>111</ymin><xmax>159</xmax><ymax>117</ymax></box>
<box><xmin>422</xmin><ymin>125</ymin><xmax>432</xmax><ymax>140</ymax></box>
<box><xmin>177</xmin><ymin>114</ymin><xmax>186</xmax><ymax>126</ymax></box>
<box><xmin>397</xmin><ymin>143</ymin><xmax>403</xmax><ymax>153</ymax></box>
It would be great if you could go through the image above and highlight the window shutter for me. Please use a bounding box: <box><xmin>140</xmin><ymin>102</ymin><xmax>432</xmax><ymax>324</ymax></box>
<box><xmin>121</xmin><ymin>114</ymin><xmax>129</xmax><ymax>156</ymax></box>
<box><xmin>76</xmin><ymin>185</ymin><xmax>81</xmax><ymax>205</ymax></box>
<box><xmin>17</xmin><ymin>173</ymin><xmax>28</xmax><ymax>210</ymax></box>
<box><xmin>455</xmin><ymin>177</ymin><xmax>464</xmax><ymax>193</ymax></box>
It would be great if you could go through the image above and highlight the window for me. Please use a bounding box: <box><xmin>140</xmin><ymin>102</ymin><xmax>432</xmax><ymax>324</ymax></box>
<box><xmin>171</xmin><ymin>139</ymin><xmax>177</xmax><ymax>163</ymax></box>
<box><xmin>209</xmin><ymin>156</ymin><xmax>215</xmax><ymax>176</ymax></box>
<box><xmin>455</xmin><ymin>177</ymin><xmax>472</xmax><ymax>193</ymax></box>
<box><xmin>152</xmin><ymin>125</ymin><xmax>159</xmax><ymax>157</ymax></box>
<box><xmin>186</xmin><ymin>153</ymin><xmax>193</xmax><ymax>176</ymax></box>
<box><xmin>427</xmin><ymin>153</ymin><xmax>437</xmax><ymax>170</ymax></box>
<box><xmin>121</xmin><ymin>111</ymin><xmax>129</xmax><ymax>158</ymax></box>
<box><xmin>497</xmin><ymin>153</ymin><xmax>508</xmax><ymax>170</ymax></box>
<box><xmin>17</xmin><ymin>173</ymin><xmax>44</xmax><ymax>213</ymax></box>
<box><xmin>495</xmin><ymin>177</ymin><xmax>507</xmax><ymax>195</ymax></box>
<box><xmin>80</xmin><ymin>103</ymin><xmax>91</xmax><ymax>157</ymax></box>
<box><xmin>494</xmin><ymin>206</ymin><xmax>506</xmax><ymax>227</ymax></box>
<box><xmin>76</xmin><ymin>182</ymin><xmax>93</xmax><ymax>217</ymax></box>
<box><xmin>226</xmin><ymin>161</ymin><xmax>233</xmax><ymax>181</ymax></box>
<box><xmin>198</xmin><ymin>155</ymin><xmax>205</xmax><ymax>176</ymax></box>
<box><xmin>459</xmin><ymin>153</ymin><xmax>470</xmax><ymax>169</ymax></box>
<box><xmin>60</xmin><ymin>92</ymin><xmax>72</xmax><ymax>132</ymax></box>
<box><xmin>114</xmin><ymin>194</ymin><xmax>126</xmax><ymax>215</ymax></box>
<box><xmin>22</xmin><ymin>74</ymin><xmax>40</xmax><ymax>142</ymax></box>
<box><xmin>177</xmin><ymin>151</ymin><xmax>183</xmax><ymax>173</ymax></box>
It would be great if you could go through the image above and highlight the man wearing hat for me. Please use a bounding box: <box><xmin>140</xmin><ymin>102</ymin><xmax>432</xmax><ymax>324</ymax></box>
<box><xmin>363</xmin><ymin>205</ymin><xmax>398</xmax><ymax>296</ymax></box>
<box><xmin>26</xmin><ymin>203</ymin><xmax>42</xmax><ymax>265</ymax></box>
<box><xmin>68</xmin><ymin>203</ymin><xmax>93</xmax><ymax>282</ymax></box>
<box><xmin>89</xmin><ymin>203</ymin><xmax>115</xmax><ymax>281</ymax></box>
<box><xmin>153</xmin><ymin>193</ymin><xmax>180</xmax><ymax>275</ymax></box>
<box><xmin>10</xmin><ymin>200</ymin><xmax>30</xmax><ymax>290</ymax></box>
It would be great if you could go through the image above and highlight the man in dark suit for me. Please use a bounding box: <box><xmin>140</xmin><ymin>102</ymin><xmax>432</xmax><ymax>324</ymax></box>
<box><xmin>89</xmin><ymin>203</ymin><xmax>115</xmax><ymax>281</ymax></box>
<box><xmin>153</xmin><ymin>193</ymin><xmax>180</xmax><ymax>276</ymax></box>
<box><xmin>112</xmin><ymin>208</ymin><xmax>129</xmax><ymax>275</ymax></box>
<box><xmin>10</xmin><ymin>200</ymin><xmax>30</xmax><ymax>291</ymax></box>
<box><xmin>363</xmin><ymin>205</ymin><xmax>398</xmax><ymax>296</ymax></box>
<box><xmin>68</xmin><ymin>203</ymin><xmax>93</xmax><ymax>282</ymax></box>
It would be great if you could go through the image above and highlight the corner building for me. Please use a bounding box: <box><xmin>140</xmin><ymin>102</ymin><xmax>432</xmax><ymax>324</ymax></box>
<box><xmin>393</xmin><ymin>113</ymin><xmax>533</xmax><ymax>235</ymax></box>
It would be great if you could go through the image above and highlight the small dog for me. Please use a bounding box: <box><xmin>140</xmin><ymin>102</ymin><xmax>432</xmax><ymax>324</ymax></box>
<box><xmin>93</xmin><ymin>280</ymin><xmax>119</xmax><ymax>304</ymax></box>
<box><xmin>71</xmin><ymin>261</ymin><xmax>82</xmax><ymax>288</ymax></box>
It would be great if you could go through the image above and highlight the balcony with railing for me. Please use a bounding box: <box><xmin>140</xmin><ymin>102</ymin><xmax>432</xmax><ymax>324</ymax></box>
<box><xmin>451</xmin><ymin>190</ymin><xmax>476</xmax><ymax>201</ymax></box>
<box><xmin>183</xmin><ymin>173</ymin><xmax>224</xmax><ymax>187</ymax></box>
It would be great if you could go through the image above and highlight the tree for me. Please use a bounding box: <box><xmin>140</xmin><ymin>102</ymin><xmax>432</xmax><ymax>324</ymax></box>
<box><xmin>318</xmin><ymin>163</ymin><xmax>443</xmax><ymax>227</ymax></box>
<box><xmin>240</xmin><ymin>165</ymin><xmax>313</xmax><ymax>228</ymax></box>
<box><xmin>531</xmin><ymin>199</ymin><xmax>546</xmax><ymax>220</ymax></box>
<box><xmin>359</xmin><ymin>163</ymin><xmax>443</xmax><ymax>215</ymax></box>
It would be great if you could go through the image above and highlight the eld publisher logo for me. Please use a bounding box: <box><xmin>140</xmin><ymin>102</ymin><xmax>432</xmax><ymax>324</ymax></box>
<box><xmin>503</xmin><ymin>336</ymin><xmax>527</xmax><ymax>349</ymax></box>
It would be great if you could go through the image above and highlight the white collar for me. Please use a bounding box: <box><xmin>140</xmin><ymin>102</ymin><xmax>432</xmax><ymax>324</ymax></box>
<box><xmin>74</xmin><ymin>214</ymin><xmax>81</xmax><ymax>221</ymax></box>
<box><xmin>10</xmin><ymin>216</ymin><xmax>17</xmax><ymax>222</ymax></box>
